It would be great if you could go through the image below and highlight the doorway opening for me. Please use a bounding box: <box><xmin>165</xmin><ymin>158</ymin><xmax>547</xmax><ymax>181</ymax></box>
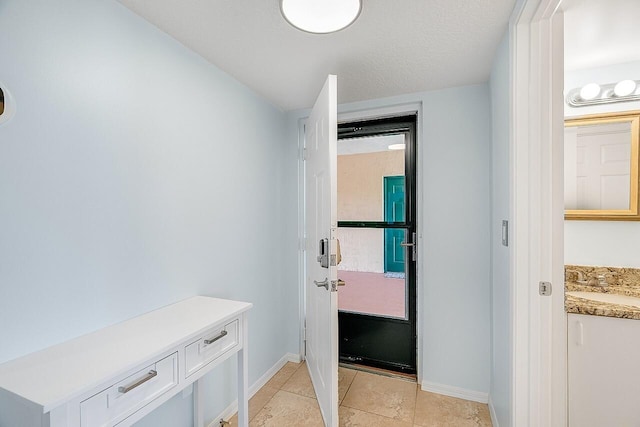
<box><xmin>336</xmin><ymin>115</ymin><xmax>417</xmax><ymax>375</ymax></box>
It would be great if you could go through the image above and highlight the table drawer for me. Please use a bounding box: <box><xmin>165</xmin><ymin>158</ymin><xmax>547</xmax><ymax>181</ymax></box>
<box><xmin>185</xmin><ymin>319</ymin><xmax>239</xmax><ymax>377</ymax></box>
<box><xmin>80</xmin><ymin>352</ymin><xmax>178</xmax><ymax>427</ymax></box>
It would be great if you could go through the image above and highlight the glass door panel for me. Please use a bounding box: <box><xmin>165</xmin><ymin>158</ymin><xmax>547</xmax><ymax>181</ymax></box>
<box><xmin>337</xmin><ymin>227</ymin><xmax>407</xmax><ymax>319</ymax></box>
<box><xmin>337</xmin><ymin>134</ymin><xmax>405</xmax><ymax>222</ymax></box>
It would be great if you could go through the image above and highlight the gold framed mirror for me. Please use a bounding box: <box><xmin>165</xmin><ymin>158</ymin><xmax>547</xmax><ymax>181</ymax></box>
<box><xmin>565</xmin><ymin>111</ymin><xmax>640</xmax><ymax>220</ymax></box>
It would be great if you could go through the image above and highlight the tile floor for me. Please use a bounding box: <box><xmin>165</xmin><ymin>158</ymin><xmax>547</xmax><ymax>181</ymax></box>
<box><xmin>227</xmin><ymin>362</ymin><xmax>492</xmax><ymax>427</ymax></box>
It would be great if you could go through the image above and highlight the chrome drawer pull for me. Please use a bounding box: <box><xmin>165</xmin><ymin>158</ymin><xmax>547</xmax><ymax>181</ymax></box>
<box><xmin>118</xmin><ymin>370</ymin><xmax>157</xmax><ymax>394</ymax></box>
<box><xmin>204</xmin><ymin>330</ymin><xmax>228</xmax><ymax>345</ymax></box>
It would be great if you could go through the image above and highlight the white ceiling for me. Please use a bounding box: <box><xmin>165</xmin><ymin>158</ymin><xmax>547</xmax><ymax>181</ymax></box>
<box><xmin>563</xmin><ymin>0</ymin><xmax>640</xmax><ymax>71</ymax></box>
<box><xmin>117</xmin><ymin>0</ymin><xmax>516</xmax><ymax>111</ymax></box>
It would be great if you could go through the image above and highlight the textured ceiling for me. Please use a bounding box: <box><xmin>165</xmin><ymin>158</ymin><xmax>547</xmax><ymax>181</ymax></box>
<box><xmin>118</xmin><ymin>0</ymin><xmax>516</xmax><ymax>111</ymax></box>
<box><xmin>564</xmin><ymin>0</ymin><xmax>640</xmax><ymax>71</ymax></box>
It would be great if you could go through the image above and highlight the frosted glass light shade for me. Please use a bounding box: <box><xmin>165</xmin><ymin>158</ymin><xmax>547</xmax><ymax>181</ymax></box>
<box><xmin>579</xmin><ymin>83</ymin><xmax>601</xmax><ymax>100</ymax></box>
<box><xmin>281</xmin><ymin>0</ymin><xmax>362</xmax><ymax>34</ymax></box>
<box><xmin>614</xmin><ymin>80</ymin><xmax>637</xmax><ymax>97</ymax></box>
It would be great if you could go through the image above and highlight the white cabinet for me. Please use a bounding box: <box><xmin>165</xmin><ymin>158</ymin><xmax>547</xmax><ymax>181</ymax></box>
<box><xmin>568</xmin><ymin>313</ymin><xmax>640</xmax><ymax>426</ymax></box>
<box><xmin>0</xmin><ymin>296</ymin><xmax>252</xmax><ymax>427</ymax></box>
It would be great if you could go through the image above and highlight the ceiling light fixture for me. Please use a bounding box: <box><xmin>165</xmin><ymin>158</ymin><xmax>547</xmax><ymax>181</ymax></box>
<box><xmin>388</xmin><ymin>143</ymin><xmax>406</xmax><ymax>150</ymax></box>
<box><xmin>280</xmin><ymin>0</ymin><xmax>362</xmax><ymax>34</ymax></box>
<box><xmin>566</xmin><ymin>79</ymin><xmax>640</xmax><ymax>107</ymax></box>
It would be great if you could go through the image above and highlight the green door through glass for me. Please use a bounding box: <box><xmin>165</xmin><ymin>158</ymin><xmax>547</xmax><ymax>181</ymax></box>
<box><xmin>384</xmin><ymin>176</ymin><xmax>405</xmax><ymax>273</ymax></box>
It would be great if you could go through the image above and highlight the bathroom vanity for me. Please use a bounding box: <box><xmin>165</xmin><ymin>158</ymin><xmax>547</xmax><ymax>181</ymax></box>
<box><xmin>565</xmin><ymin>266</ymin><xmax>640</xmax><ymax>426</ymax></box>
<box><xmin>567</xmin><ymin>313</ymin><xmax>640</xmax><ymax>426</ymax></box>
<box><xmin>0</xmin><ymin>296</ymin><xmax>252</xmax><ymax>427</ymax></box>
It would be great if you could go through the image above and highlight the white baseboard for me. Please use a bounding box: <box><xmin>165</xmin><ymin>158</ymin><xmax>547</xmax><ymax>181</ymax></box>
<box><xmin>488</xmin><ymin>394</ymin><xmax>499</xmax><ymax>427</ymax></box>
<box><xmin>209</xmin><ymin>352</ymin><xmax>302</xmax><ymax>427</ymax></box>
<box><xmin>420</xmin><ymin>380</ymin><xmax>489</xmax><ymax>404</ymax></box>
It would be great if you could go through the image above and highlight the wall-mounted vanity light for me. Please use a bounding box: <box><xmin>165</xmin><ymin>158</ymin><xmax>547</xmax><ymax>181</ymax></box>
<box><xmin>566</xmin><ymin>79</ymin><xmax>640</xmax><ymax>107</ymax></box>
<box><xmin>0</xmin><ymin>81</ymin><xmax>16</xmax><ymax>126</ymax></box>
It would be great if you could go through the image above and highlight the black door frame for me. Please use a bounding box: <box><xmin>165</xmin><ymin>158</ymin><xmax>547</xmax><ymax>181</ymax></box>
<box><xmin>337</xmin><ymin>115</ymin><xmax>417</xmax><ymax>374</ymax></box>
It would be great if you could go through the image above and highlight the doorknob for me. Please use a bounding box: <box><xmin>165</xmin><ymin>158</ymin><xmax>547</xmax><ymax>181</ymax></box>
<box><xmin>314</xmin><ymin>278</ymin><xmax>329</xmax><ymax>290</ymax></box>
<box><xmin>314</xmin><ymin>278</ymin><xmax>345</xmax><ymax>291</ymax></box>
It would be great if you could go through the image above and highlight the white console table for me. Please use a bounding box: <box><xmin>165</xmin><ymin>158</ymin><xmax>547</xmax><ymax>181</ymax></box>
<box><xmin>0</xmin><ymin>296</ymin><xmax>252</xmax><ymax>427</ymax></box>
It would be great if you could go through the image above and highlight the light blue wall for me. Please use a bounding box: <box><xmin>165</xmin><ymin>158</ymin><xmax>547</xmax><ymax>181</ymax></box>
<box><xmin>419</xmin><ymin>85</ymin><xmax>492</xmax><ymax>395</ymax></box>
<box><xmin>489</xmin><ymin>33</ymin><xmax>512</xmax><ymax>426</ymax></box>
<box><xmin>287</xmin><ymin>82</ymin><xmax>493</xmax><ymax>396</ymax></box>
<box><xmin>0</xmin><ymin>0</ymin><xmax>296</xmax><ymax>425</ymax></box>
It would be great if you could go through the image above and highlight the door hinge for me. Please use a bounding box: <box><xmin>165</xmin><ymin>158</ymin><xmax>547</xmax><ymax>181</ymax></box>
<box><xmin>303</xmin><ymin>148</ymin><xmax>307</xmax><ymax>161</ymax></box>
<box><xmin>539</xmin><ymin>281</ymin><xmax>552</xmax><ymax>296</ymax></box>
<box><xmin>303</xmin><ymin>328</ymin><xmax>307</xmax><ymax>357</ymax></box>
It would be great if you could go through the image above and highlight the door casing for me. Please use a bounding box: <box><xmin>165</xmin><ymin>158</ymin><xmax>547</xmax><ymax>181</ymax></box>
<box><xmin>510</xmin><ymin>0</ymin><xmax>566</xmax><ymax>425</ymax></box>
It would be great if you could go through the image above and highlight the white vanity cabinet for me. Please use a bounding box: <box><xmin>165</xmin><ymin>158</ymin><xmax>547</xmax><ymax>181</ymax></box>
<box><xmin>0</xmin><ymin>296</ymin><xmax>252</xmax><ymax>427</ymax></box>
<box><xmin>568</xmin><ymin>313</ymin><xmax>640</xmax><ymax>426</ymax></box>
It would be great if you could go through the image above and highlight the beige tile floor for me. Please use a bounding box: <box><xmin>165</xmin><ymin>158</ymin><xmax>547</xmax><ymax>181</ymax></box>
<box><xmin>226</xmin><ymin>362</ymin><xmax>492</xmax><ymax>427</ymax></box>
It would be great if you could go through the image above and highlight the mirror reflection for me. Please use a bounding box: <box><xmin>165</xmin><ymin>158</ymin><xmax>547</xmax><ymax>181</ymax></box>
<box><xmin>0</xmin><ymin>87</ymin><xmax>4</xmax><ymax>116</ymax></box>
<box><xmin>564</xmin><ymin>111</ymin><xmax>640</xmax><ymax>220</ymax></box>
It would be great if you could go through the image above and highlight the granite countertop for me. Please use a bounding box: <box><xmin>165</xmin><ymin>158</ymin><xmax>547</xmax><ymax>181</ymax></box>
<box><xmin>565</xmin><ymin>282</ymin><xmax>640</xmax><ymax>320</ymax></box>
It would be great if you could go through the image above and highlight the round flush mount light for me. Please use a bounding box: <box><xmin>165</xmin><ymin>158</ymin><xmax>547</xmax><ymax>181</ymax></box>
<box><xmin>280</xmin><ymin>0</ymin><xmax>362</xmax><ymax>34</ymax></box>
<box><xmin>579</xmin><ymin>83</ymin><xmax>601</xmax><ymax>100</ymax></box>
<box><xmin>614</xmin><ymin>80</ymin><xmax>637</xmax><ymax>97</ymax></box>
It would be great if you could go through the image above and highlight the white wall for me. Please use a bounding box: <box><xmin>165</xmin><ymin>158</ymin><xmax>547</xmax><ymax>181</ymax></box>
<box><xmin>564</xmin><ymin>61</ymin><xmax>640</xmax><ymax>268</ymax></box>
<box><xmin>0</xmin><ymin>1</ymin><xmax>296</xmax><ymax>425</ymax></box>
<box><xmin>288</xmin><ymin>83</ymin><xmax>493</xmax><ymax>396</ymax></box>
<box><xmin>489</xmin><ymin>33</ymin><xmax>512</xmax><ymax>426</ymax></box>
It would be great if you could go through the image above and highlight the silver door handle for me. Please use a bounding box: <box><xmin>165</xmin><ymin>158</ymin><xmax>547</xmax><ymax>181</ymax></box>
<box><xmin>118</xmin><ymin>370</ymin><xmax>157</xmax><ymax>394</ymax></box>
<box><xmin>400</xmin><ymin>232</ymin><xmax>417</xmax><ymax>261</ymax></box>
<box><xmin>314</xmin><ymin>278</ymin><xmax>329</xmax><ymax>290</ymax></box>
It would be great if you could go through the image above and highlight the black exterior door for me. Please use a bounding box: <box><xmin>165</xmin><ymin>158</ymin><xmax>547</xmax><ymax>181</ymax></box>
<box><xmin>336</xmin><ymin>115</ymin><xmax>417</xmax><ymax>374</ymax></box>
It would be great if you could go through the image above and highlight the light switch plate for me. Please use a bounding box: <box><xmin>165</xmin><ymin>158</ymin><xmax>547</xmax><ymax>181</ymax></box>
<box><xmin>501</xmin><ymin>220</ymin><xmax>509</xmax><ymax>246</ymax></box>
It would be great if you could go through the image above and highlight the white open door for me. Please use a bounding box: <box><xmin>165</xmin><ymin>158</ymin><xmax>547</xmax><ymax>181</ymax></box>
<box><xmin>304</xmin><ymin>75</ymin><xmax>339</xmax><ymax>427</ymax></box>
